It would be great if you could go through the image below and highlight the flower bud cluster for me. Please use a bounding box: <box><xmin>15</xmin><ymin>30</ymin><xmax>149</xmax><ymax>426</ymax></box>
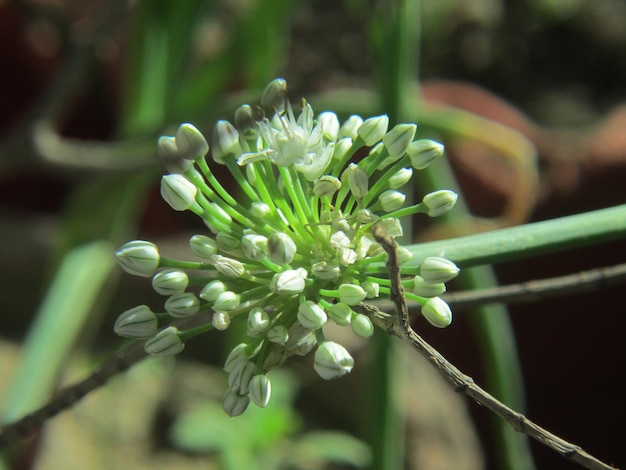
<box><xmin>113</xmin><ymin>79</ymin><xmax>460</xmax><ymax>416</ymax></box>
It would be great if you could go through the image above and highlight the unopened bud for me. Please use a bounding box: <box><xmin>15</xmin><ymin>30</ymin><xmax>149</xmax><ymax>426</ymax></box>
<box><xmin>408</xmin><ymin>139</ymin><xmax>444</xmax><ymax>170</ymax></box>
<box><xmin>152</xmin><ymin>269</ymin><xmax>189</xmax><ymax>296</ymax></box>
<box><xmin>145</xmin><ymin>326</ymin><xmax>184</xmax><ymax>356</ymax></box>
<box><xmin>421</xmin><ymin>297</ymin><xmax>453</xmax><ymax>328</ymax></box>
<box><xmin>114</xmin><ymin>305</ymin><xmax>158</xmax><ymax>339</ymax></box>
<box><xmin>297</xmin><ymin>300</ymin><xmax>327</xmax><ymax>330</ymax></box>
<box><xmin>422</xmin><ymin>190</ymin><xmax>458</xmax><ymax>217</ymax></box>
<box><xmin>165</xmin><ymin>292</ymin><xmax>201</xmax><ymax>317</ymax></box>
<box><xmin>357</xmin><ymin>115</ymin><xmax>389</xmax><ymax>146</ymax></box>
<box><xmin>161</xmin><ymin>174</ymin><xmax>198</xmax><ymax>211</ymax></box>
<box><xmin>115</xmin><ymin>240</ymin><xmax>160</xmax><ymax>278</ymax></box>
<box><xmin>419</xmin><ymin>257</ymin><xmax>460</xmax><ymax>283</ymax></box>
<box><xmin>314</xmin><ymin>341</ymin><xmax>354</xmax><ymax>380</ymax></box>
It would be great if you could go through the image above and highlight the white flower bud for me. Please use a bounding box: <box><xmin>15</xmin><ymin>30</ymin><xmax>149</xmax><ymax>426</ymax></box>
<box><xmin>422</xmin><ymin>190</ymin><xmax>458</xmax><ymax>217</ymax></box>
<box><xmin>311</xmin><ymin>261</ymin><xmax>341</xmax><ymax>280</ymax></box>
<box><xmin>267</xmin><ymin>232</ymin><xmax>297</xmax><ymax>264</ymax></box>
<box><xmin>213</xmin><ymin>291</ymin><xmax>240</xmax><ymax>311</ymax></box>
<box><xmin>212</xmin><ymin>311</ymin><xmax>231</xmax><ymax>330</ymax></box>
<box><xmin>314</xmin><ymin>341</ymin><xmax>354</xmax><ymax>380</ymax></box>
<box><xmin>339</xmin><ymin>248</ymin><xmax>357</xmax><ymax>266</ymax></box>
<box><xmin>332</xmin><ymin>137</ymin><xmax>353</xmax><ymax>161</ymax></box>
<box><xmin>421</xmin><ymin>297</ymin><xmax>453</xmax><ymax>328</ymax></box>
<box><xmin>379</xmin><ymin>189</ymin><xmax>406</xmax><ymax>212</ymax></box>
<box><xmin>261</xmin><ymin>77</ymin><xmax>287</xmax><ymax>111</ymax></box>
<box><xmin>216</xmin><ymin>231</ymin><xmax>241</xmax><ymax>252</ymax></box>
<box><xmin>209</xmin><ymin>255</ymin><xmax>245</xmax><ymax>278</ymax></box>
<box><xmin>152</xmin><ymin>269</ymin><xmax>189</xmax><ymax>296</ymax></box>
<box><xmin>318</xmin><ymin>111</ymin><xmax>340</xmax><ymax>141</ymax></box>
<box><xmin>250</xmin><ymin>201</ymin><xmax>271</xmax><ymax>219</ymax></box>
<box><xmin>158</xmin><ymin>135</ymin><xmax>192</xmax><ymax>174</ymax></box>
<box><xmin>249</xmin><ymin>374</ymin><xmax>272</xmax><ymax>408</ymax></box>
<box><xmin>419</xmin><ymin>257</ymin><xmax>460</xmax><ymax>283</ymax></box>
<box><xmin>176</xmin><ymin>123</ymin><xmax>209</xmax><ymax>159</ymax></box>
<box><xmin>313</xmin><ymin>175</ymin><xmax>342</xmax><ymax>198</ymax></box>
<box><xmin>383</xmin><ymin>123</ymin><xmax>417</xmax><ymax>159</ymax></box>
<box><xmin>241</xmin><ymin>233</ymin><xmax>268</xmax><ymax>261</ymax></box>
<box><xmin>165</xmin><ymin>292</ymin><xmax>201</xmax><ymax>317</ymax></box>
<box><xmin>269</xmin><ymin>269</ymin><xmax>306</xmax><ymax>294</ymax></box>
<box><xmin>357</xmin><ymin>114</ymin><xmax>389</xmax><ymax>146</ymax></box>
<box><xmin>224</xmin><ymin>343</ymin><xmax>249</xmax><ymax>372</ymax></box>
<box><xmin>189</xmin><ymin>234</ymin><xmax>218</xmax><ymax>258</ymax></box>
<box><xmin>397</xmin><ymin>246</ymin><xmax>413</xmax><ymax>264</ymax></box>
<box><xmin>327</xmin><ymin>303</ymin><xmax>352</xmax><ymax>326</ymax></box>
<box><xmin>114</xmin><ymin>305</ymin><xmax>158</xmax><ymax>339</ymax></box>
<box><xmin>361</xmin><ymin>281</ymin><xmax>380</xmax><ymax>298</ymax></box>
<box><xmin>412</xmin><ymin>275</ymin><xmax>446</xmax><ymax>297</ymax></box>
<box><xmin>408</xmin><ymin>139</ymin><xmax>444</xmax><ymax>170</ymax></box>
<box><xmin>297</xmin><ymin>300</ymin><xmax>328</xmax><ymax>330</ymax></box>
<box><xmin>267</xmin><ymin>325</ymin><xmax>289</xmax><ymax>345</ymax></box>
<box><xmin>144</xmin><ymin>326</ymin><xmax>184</xmax><ymax>356</ymax></box>
<box><xmin>356</xmin><ymin>209</ymin><xmax>376</xmax><ymax>223</ymax></box>
<box><xmin>247</xmin><ymin>307</ymin><xmax>271</xmax><ymax>337</ymax></box>
<box><xmin>160</xmin><ymin>174</ymin><xmax>198</xmax><ymax>211</ymax></box>
<box><xmin>351</xmin><ymin>313</ymin><xmax>374</xmax><ymax>338</ymax></box>
<box><xmin>338</xmin><ymin>115</ymin><xmax>363</xmax><ymax>140</ymax></box>
<box><xmin>388</xmin><ymin>167</ymin><xmax>413</xmax><ymax>189</ymax></box>
<box><xmin>223</xmin><ymin>389</ymin><xmax>250</xmax><ymax>417</ymax></box>
<box><xmin>234</xmin><ymin>104</ymin><xmax>260</xmax><ymax>140</ymax></box>
<box><xmin>199</xmin><ymin>280</ymin><xmax>226</xmax><ymax>302</ymax></box>
<box><xmin>115</xmin><ymin>240</ymin><xmax>160</xmax><ymax>277</ymax></box>
<box><xmin>343</xmin><ymin>163</ymin><xmax>369</xmax><ymax>199</ymax></box>
<box><xmin>212</xmin><ymin>120</ymin><xmax>242</xmax><ymax>164</ymax></box>
<box><xmin>338</xmin><ymin>284</ymin><xmax>367</xmax><ymax>306</ymax></box>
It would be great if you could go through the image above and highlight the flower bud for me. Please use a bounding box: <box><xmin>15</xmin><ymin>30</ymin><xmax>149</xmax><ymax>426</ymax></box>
<box><xmin>223</xmin><ymin>389</ymin><xmax>250</xmax><ymax>417</ymax></box>
<box><xmin>250</xmin><ymin>202</ymin><xmax>271</xmax><ymax>219</ymax></box>
<box><xmin>267</xmin><ymin>232</ymin><xmax>297</xmax><ymax>264</ymax></box>
<box><xmin>247</xmin><ymin>307</ymin><xmax>271</xmax><ymax>337</ymax></box>
<box><xmin>213</xmin><ymin>291</ymin><xmax>240</xmax><ymax>311</ymax></box>
<box><xmin>267</xmin><ymin>324</ymin><xmax>289</xmax><ymax>345</ymax></box>
<box><xmin>327</xmin><ymin>302</ymin><xmax>353</xmax><ymax>326</ymax></box>
<box><xmin>269</xmin><ymin>269</ymin><xmax>306</xmax><ymax>295</ymax></box>
<box><xmin>297</xmin><ymin>300</ymin><xmax>328</xmax><ymax>330</ymax></box>
<box><xmin>165</xmin><ymin>292</ymin><xmax>201</xmax><ymax>317</ymax></box>
<box><xmin>311</xmin><ymin>261</ymin><xmax>341</xmax><ymax>280</ymax></box>
<box><xmin>152</xmin><ymin>269</ymin><xmax>189</xmax><ymax>295</ymax></box>
<box><xmin>339</xmin><ymin>248</ymin><xmax>357</xmax><ymax>266</ymax></box>
<box><xmin>422</xmin><ymin>190</ymin><xmax>458</xmax><ymax>217</ymax></box>
<box><xmin>261</xmin><ymin>78</ymin><xmax>287</xmax><ymax>112</ymax></box>
<box><xmin>145</xmin><ymin>326</ymin><xmax>184</xmax><ymax>356</ymax></box>
<box><xmin>249</xmin><ymin>374</ymin><xmax>272</xmax><ymax>408</ymax></box>
<box><xmin>338</xmin><ymin>284</ymin><xmax>367</xmax><ymax>306</ymax></box>
<box><xmin>114</xmin><ymin>305</ymin><xmax>158</xmax><ymax>339</ymax></box>
<box><xmin>357</xmin><ymin>114</ymin><xmax>389</xmax><ymax>146</ymax></box>
<box><xmin>388</xmin><ymin>167</ymin><xmax>413</xmax><ymax>189</ymax></box>
<box><xmin>314</xmin><ymin>341</ymin><xmax>354</xmax><ymax>380</ymax></box>
<box><xmin>338</xmin><ymin>115</ymin><xmax>363</xmax><ymax>140</ymax></box>
<box><xmin>216</xmin><ymin>231</ymin><xmax>241</xmax><ymax>252</ymax></box>
<box><xmin>351</xmin><ymin>314</ymin><xmax>374</xmax><ymax>338</ymax></box>
<box><xmin>234</xmin><ymin>104</ymin><xmax>260</xmax><ymax>140</ymax></box>
<box><xmin>209</xmin><ymin>255</ymin><xmax>245</xmax><ymax>278</ymax></box>
<box><xmin>421</xmin><ymin>297</ymin><xmax>453</xmax><ymax>328</ymax></box>
<box><xmin>313</xmin><ymin>175</ymin><xmax>342</xmax><ymax>198</ymax></box>
<box><xmin>318</xmin><ymin>111</ymin><xmax>340</xmax><ymax>141</ymax></box>
<box><xmin>332</xmin><ymin>137</ymin><xmax>353</xmax><ymax>161</ymax></box>
<box><xmin>176</xmin><ymin>123</ymin><xmax>209</xmax><ymax>159</ymax></box>
<box><xmin>412</xmin><ymin>275</ymin><xmax>446</xmax><ymax>297</ymax></box>
<box><xmin>115</xmin><ymin>240</ymin><xmax>160</xmax><ymax>278</ymax></box>
<box><xmin>241</xmin><ymin>233</ymin><xmax>268</xmax><ymax>261</ymax></box>
<box><xmin>343</xmin><ymin>163</ymin><xmax>369</xmax><ymax>199</ymax></box>
<box><xmin>361</xmin><ymin>281</ymin><xmax>380</xmax><ymax>299</ymax></box>
<box><xmin>397</xmin><ymin>246</ymin><xmax>413</xmax><ymax>264</ymax></box>
<box><xmin>224</xmin><ymin>343</ymin><xmax>249</xmax><ymax>372</ymax></box>
<box><xmin>212</xmin><ymin>311</ymin><xmax>231</xmax><ymax>330</ymax></box>
<box><xmin>189</xmin><ymin>234</ymin><xmax>218</xmax><ymax>258</ymax></box>
<box><xmin>383</xmin><ymin>123</ymin><xmax>417</xmax><ymax>159</ymax></box>
<box><xmin>356</xmin><ymin>209</ymin><xmax>376</xmax><ymax>223</ymax></box>
<box><xmin>212</xmin><ymin>120</ymin><xmax>242</xmax><ymax>164</ymax></box>
<box><xmin>408</xmin><ymin>139</ymin><xmax>444</xmax><ymax>170</ymax></box>
<box><xmin>160</xmin><ymin>174</ymin><xmax>198</xmax><ymax>211</ymax></box>
<box><xmin>419</xmin><ymin>257</ymin><xmax>460</xmax><ymax>283</ymax></box>
<box><xmin>199</xmin><ymin>280</ymin><xmax>226</xmax><ymax>302</ymax></box>
<box><xmin>229</xmin><ymin>360</ymin><xmax>256</xmax><ymax>395</ymax></box>
<box><xmin>375</xmin><ymin>218</ymin><xmax>403</xmax><ymax>237</ymax></box>
<box><xmin>379</xmin><ymin>189</ymin><xmax>406</xmax><ymax>212</ymax></box>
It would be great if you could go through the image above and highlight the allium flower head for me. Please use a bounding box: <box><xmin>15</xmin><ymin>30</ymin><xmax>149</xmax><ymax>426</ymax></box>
<box><xmin>113</xmin><ymin>79</ymin><xmax>460</xmax><ymax>415</ymax></box>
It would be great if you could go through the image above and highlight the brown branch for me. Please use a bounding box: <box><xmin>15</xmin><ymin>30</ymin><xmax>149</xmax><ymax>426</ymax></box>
<box><xmin>370</xmin><ymin>223</ymin><xmax>618</xmax><ymax>470</ymax></box>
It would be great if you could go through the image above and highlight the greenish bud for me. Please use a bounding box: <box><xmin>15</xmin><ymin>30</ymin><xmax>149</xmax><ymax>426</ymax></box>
<box><xmin>313</xmin><ymin>175</ymin><xmax>342</xmax><ymax>198</ymax></box>
<box><xmin>422</xmin><ymin>190</ymin><xmax>458</xmax><ymax>217</ymax></box>
<box><xmin>267</xmin><ymin>232</ymin><xmax>297</xmax><ymax>264</ymax></box>
<box><xmin>332</xmin><ymin>137</ymin><xmax>353</xmax><ymax>161</ymax></box>
<box><xmin>297</xmin><ymin>300</ymin><xmax>328</xmax><ymax>330</ymax></box>
<box><xmin>338</xmin><ymin>115</ymin><xmax>363</xmax><ymax>140</ymax></box>
<box><xmin>115</xmin><ymin>240</ymin><xmax>160</xmax><ymax>278</ymax></box>
<box><xmin>311</xmin><ymin>261</ymin><xmax>341</xmax><ymax>280</ymax></box>
<box><xmin>421</xmin><ymin>297</ymin><xmax>452</xmax><ymax>328</ymax></box>
<box><xmin>114</xmin><ymin>305</ymin><xmax>158</xmax><ymax>339</ymax></box>
<box><xmin>356</xmin><ymin>208</ymin><xmax>376</xmax><ymax>223</ymax></box>
<box><xmin>189</xmin><ymin>234</ymin><xmax>218</xmax><ymax>258</ymax></box>
<box><xmin>397</xmin><ymin>246</ymin><xmax>413</xmax><ymax>264</ymax></box>
<box><xmin>343</xmin><ymin>163</ymin><xmax>369</xmax><ymax>199</ymax></box>
<box><xmin>176</xmin><ymin>123</ymin><xmax>209</xmax><ymax>159</ymax></box>
<box><xmin>249</xmin><ymin>374</ymin><xmax>272</xmax><ymax>408</ymax></box>
<box><xmin>241</xmin><ymin>233</ymin><xmax>268</xmax><ymax>261</ymax></box>
<box><xmin>160</xmin><ymin>174</ymin><xmax>198</xmax><ymax>211</ymax></box>
<box><xmin>338</xmin><ymin>284</ymin><xmax>367</xmax><ymax>306</ymax></box>
<box><xmin>357</xmin><ymin>114</ymin><xmax>389</xmax><ymax>146</ymax></box>
<box><xmin>267</xmin><ymin>324</ymin><xmax>289</xmax><ymax>345</ymax></box>
<box><xmin>212</xmin><ymin>311</ymin><xmax>231</xmax><ymax>330</ymax></box>
<box><xmin>247</xmin><ymin>307</ymin><xmax>271</xmax><ymax>337</ymax></box>
<box><xmin>327</xmin><ymin>303</ymin><xmax>352</xmax><ymax>326</ymax></box>
<box><xmin>375</xmin><ymin>218</ymin><xmax>403</xmax><ymax>237</ymax></box>
<box><xmin>408</xmin><ymin>139</ymin><xmax>444</xmax><ymax>170</ymax></box>
<box><xmin>165</xmin><ymin>292</ymin><xmax>201</xmax><ymax>317</ymax></box>
<box><xmin>383</xmin><ymin>123</ymin><xmax>417</xmax><ymax>159</ymax></box>
<box><xmin>361</xmin><ymin>281</ymin><xmax>380</xmax><ymax>299</ymax></box>
<box><xmin>224</xmin><ymin>343</ymin><xmax>249</xmax><ymax>372</ymax></box>
<box><xmin>145</xmin><ymin>326</ymin><xmax>184</xmax><ymax>356</ymax></box>
<box><xmin>152</xmin><ymin>269</ymin><xmax>189</xmax><ymax>296</ymax></box>
<box><xmin>318</xmin><ymin>111</ymin><xmax>340</xmax><ymax>141</ymax></box>
<box><xmin>216</xmin><ymin>231</ymin><xmax>241</xmax><ymax>252</ymax></box>
<box><xmin>269</xmin><ymin>269</ymin><xmax>306</xmax><ymax>295</ymax></box>
<box><xmin>228</xmin><ymin>359</ymin><xmax>256</xmax><ymax>394</ymax></box>
<box><xmin>158</xmin><ymin>135</ymin><xmax>192</xmax><ymax>174</ymax></box>
<box><xmin>212</xmin><ymin>120</ymin><xmax>242</xmax><ymax>164</ymax></box>
<box><xmin>213</xmin><ymin>291</ymin><xmax>240</xmax><ymax>311</ymax></box>
<box><xmin>261</xmin><ymin>77</ymin><xmax>287</xmax><ymax>112</ymax></box>
<box><xmin>250</xmin><ymin>201</ymin><xmax>271</xmax><ymax>219</ymax></box>
<box><xmin>314</xmin><ymin>341</ymin><xmax>354</xmax><ymax>380</ymax></box>
<box><xmin>199</xmin><ymin>280</ymin><xmax>226</xmax><ymax>302</ymax></box>
<box><xmin>234</xmin><ymin>104</ymin><xmax>261</xmax><ymax>140</ymax></box>
<box><xmin>419</xmin><ymin>256</ymin><xmax>460</xmax><ymax>283</ymax></box>
<box><xmin>379</xmin><ymin>189</ymin><xmax>406</xmax><ymax>212</ymax></box>
<box><xmin>351</xmin><ymin>313</ymin><xmax>374</xmax><ymax>338</ymax></box>
<box><xmin>209</xmin><ymin>255</ymin><xmax>245</xmax><ymax>278</ymax></box>
<box><xmin>223</xmin><ymin>389</ymin><xmax>250</xmax><ymax>417</ymax></box>
<box><xmin>412</xmin><ymin>275</ymin><xmax>446</xmax><ymax>297</ymax></box>
<box><xmin>388</xmin><ymin>167</ymin><xmax>413</xmax><ymax>189</ymax></box>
